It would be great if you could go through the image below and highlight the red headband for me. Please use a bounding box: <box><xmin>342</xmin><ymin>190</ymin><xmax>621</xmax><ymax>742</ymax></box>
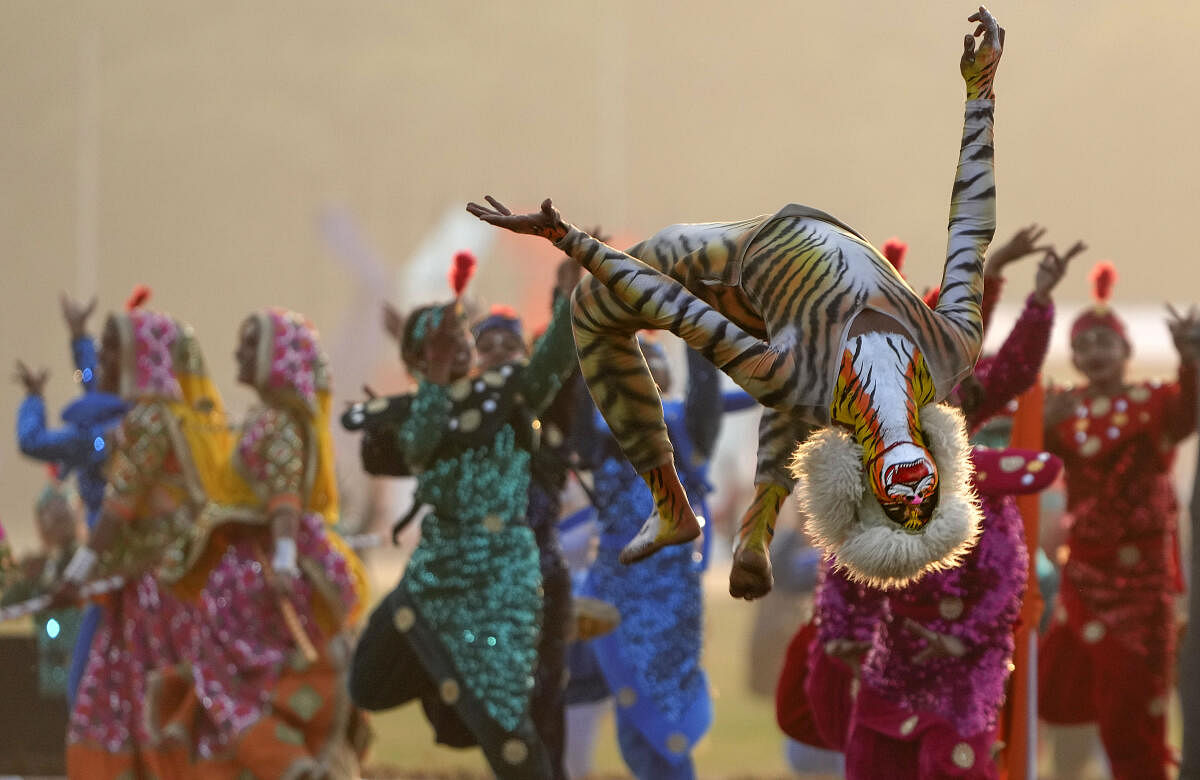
<box><xmin>1070</xmin><ymin>261</ymin><xmax>1128</xmax><ymax>344</ymax></box>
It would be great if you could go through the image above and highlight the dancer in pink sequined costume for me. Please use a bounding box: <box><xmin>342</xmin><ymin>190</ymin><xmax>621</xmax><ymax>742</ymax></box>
<box><xmin>787</xmin><ymin>236</ymin><xmax>1079</xmax><ymax>778</ymax></box>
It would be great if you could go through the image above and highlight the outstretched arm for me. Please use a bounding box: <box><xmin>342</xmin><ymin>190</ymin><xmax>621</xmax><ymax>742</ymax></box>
<box><xmin>14</xmin><ymin>362</ymin><xmax>89</xmax><ymax>463</ymax></box>
<box><xmin>933</xmin><ymin>7</ymin><xmax>1005</xmax><ymax>363</ymax></box>
<box><xmin>62</xmin><ymin>294</ymin><xmax>99</xmax><ymax>392</ymax></box>
<box><xmin>467</xmin><ymin>197</ymin><xmax>795</xmax><ymax>407</ymax></box>
<box><xmin>521</xmin><ymin>260</ymin><xmax>583</xmax><ymax>414</ymax></box>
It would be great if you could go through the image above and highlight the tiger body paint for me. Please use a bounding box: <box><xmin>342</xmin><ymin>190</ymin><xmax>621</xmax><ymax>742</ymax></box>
<box><xmin>559</xmin><ymin>98</ymin><xmax>996</xmax><ymax>590</ymax></box>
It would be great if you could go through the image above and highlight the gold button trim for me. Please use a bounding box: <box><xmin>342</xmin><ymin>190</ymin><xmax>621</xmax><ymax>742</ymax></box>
<box><xmin>393</xmin><ymin>607</ymin><xmax>415</xmax><ymax>632</ymax></box>
<box><xmin>501</xmin><ymin>738</ymin><xmax>528</xmax><ymax>765</ymax></box>
<box><xmin>939</xmin><ymin>597</ymin><xmax>964</xmax><ymax>620</ymax></box>
<box><xmin>1082</xmin><ymin>620</ymin><xmax>1106</xmax><ymax>643</ymax></box>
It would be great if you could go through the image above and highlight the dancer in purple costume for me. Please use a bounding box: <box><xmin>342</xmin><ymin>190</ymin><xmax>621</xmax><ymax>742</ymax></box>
<box><xmin>799</xmin><ymin>238</ymin><xmax>1079</xmax><ymax>778</ymax></box>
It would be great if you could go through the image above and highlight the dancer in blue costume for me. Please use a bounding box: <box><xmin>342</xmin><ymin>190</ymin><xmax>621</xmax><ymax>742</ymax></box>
<box><xmin>14</xmin><ymin>292</ymin><xmax>129</xmax><ymax>701</ymax></box>
<box><xmin>575</xmin><ymin>339</ymin><xmax>754</xmax><ymax>779</ymax></box>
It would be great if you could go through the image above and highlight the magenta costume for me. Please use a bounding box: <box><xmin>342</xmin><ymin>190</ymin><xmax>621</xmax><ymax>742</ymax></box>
<box><xmin>805</xmin><ymin>292</ymin><xmax>1054</xmax><ymax>777</ymax></box>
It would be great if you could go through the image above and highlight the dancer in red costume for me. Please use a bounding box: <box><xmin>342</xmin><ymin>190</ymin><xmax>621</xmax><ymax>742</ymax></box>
<box><xmin>1039</xmin><ymin>261</ymin><xmax>1199</xmax><ymax>779</ymax></box>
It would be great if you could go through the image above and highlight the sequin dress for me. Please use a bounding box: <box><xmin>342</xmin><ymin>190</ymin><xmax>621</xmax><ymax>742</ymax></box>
<box><xmin>524</xmin><ymin>370</ymin><xmax>591</xmax><ymax>780</ymax></box>
<box><xmin>1039</xmin><ymin>363</ymin><xmax>1196</xmax><ymax>780</ymax></box>
<box><xmin>65</xmin><ymin>310</ymin><xmax>222</xmax><ymax>780</ymax></box>
<box><xmin>152</xmin><ymin>308</ymin><xmax>367</xmax><ymax>778</ymax></box>
<box><xmin>349</xmin><ymin>295</ymin><xmax>576</xmax><ymax>779</ymax></box>
<box><xmin>575</xmin><ymin>348</ymin><xmax>724</xmax><ymax>780</ymax></box>
<box><xmin>66</xmin><ymin>400</ymin><xmax>205</xmax><ymax>779</ymax></box>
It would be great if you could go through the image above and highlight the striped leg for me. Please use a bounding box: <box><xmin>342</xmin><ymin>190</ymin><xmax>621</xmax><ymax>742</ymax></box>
<box><xmin>729</xmin><ymin>410</ymin><xmax>814</xmax><ymax>599</ymax></box>
<box><xmin>564</xmin><ymin>227</ymin><xmax>796</xmax><ymax>564</ymax></box>
<box><xmin>571</xmin><ymin>275</ymin><xmax>702</xmax><ymax>564</ymax></box>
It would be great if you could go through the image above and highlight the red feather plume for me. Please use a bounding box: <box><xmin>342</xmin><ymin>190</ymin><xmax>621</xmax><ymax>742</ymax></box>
<box><xmin>881</xmin><ymin>237</ymin><xmax>908</xmax><ymax>274</ymax></box>
<box><xmin>1088</xmin><ymin>261</ymin><xmax>1117</xmax><ymax>304</ymax></box>
<box><xmin>923</xmin><ymin>286</ymin><xmax>941</xmax><ymax>308</ymax></box>
<box><xmin>450</xmin><ymin>251</ymin><xmax>477</xmax><ymax>297</ymax></box>
<box><xmin>489</xmin><ymin>304</ymin><xmax>519</xmax><ymax>319</ymax></box>
<box><xmin>125</xmin><ymin>284</ymin><xmax>151</xmax><ymax>311</ymax></box>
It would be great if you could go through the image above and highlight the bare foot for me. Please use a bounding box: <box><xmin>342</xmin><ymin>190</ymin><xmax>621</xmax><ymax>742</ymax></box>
<box><xmin>618</xmin><ymin>510</ymin><xmax>701</xmax><ymax>565</ymax></box>
<box><xmin>729</xmin><ymin>543</ymin><xmax>774</xmax><ymax>600</ymax></box>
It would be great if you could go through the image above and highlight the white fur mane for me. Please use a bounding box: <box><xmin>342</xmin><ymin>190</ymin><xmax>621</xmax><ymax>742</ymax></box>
<box><xmin>790</xmin><ymin>402</ymin><xmax>981</xmax><ymax>589</ymax></box>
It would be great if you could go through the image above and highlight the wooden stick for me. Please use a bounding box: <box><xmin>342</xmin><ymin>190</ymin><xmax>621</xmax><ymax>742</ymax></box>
<box><xmin>252</xmin><ymin>542</ymin><xmax>319</xmax><ymax>664</ymax></box>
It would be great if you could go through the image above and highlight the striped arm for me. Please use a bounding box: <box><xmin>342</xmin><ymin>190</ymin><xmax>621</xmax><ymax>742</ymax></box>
<box><xmin>933</xmin><ymin>98</ymin><xmax>996</xmax><ymax>366</ymax></box>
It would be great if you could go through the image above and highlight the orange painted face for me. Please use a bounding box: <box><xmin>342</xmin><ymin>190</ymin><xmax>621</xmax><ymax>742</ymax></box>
<box><xmin>830</xmin><ymin>334</ymin><xmax>939</xmax><ymax>532</ymax></box>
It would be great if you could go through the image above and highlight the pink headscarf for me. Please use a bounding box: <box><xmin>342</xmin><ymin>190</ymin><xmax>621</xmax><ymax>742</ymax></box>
<box><xmin>252</xmin><ymin>308</ymin><xmax>327</xmax><ymax>414</ymax></box>
<box><xmin>113</xmin><ymin>310</ymin><xmax>185</xmax><ymax>401</ymax></box>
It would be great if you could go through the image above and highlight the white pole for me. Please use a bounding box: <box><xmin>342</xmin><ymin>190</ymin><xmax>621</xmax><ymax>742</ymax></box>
<box><xmin>1027</xmin><ymin>629</ymin><xmax>1038</xmax><ymax>778</ymax></box>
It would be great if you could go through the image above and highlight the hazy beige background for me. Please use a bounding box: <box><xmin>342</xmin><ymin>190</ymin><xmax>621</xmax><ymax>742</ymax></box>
<box><xmin>3</xmin><ymin>0</ymin><xmax>1198</xmax><ymax>546</ymax></box>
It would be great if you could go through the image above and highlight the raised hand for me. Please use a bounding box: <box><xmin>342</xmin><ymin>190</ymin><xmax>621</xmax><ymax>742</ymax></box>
<box><xmin>1044</xmin><ymin>383</ymin><xmax>1078</xmax><ymax>427</ymax></box>
<box><xmin>961</xmin><ymin>6</ymin><xmax>1004</xmax><ymax>101</ymax></box>
<box><xmin>1033</xmin><ymin>241</ymin><xmax>1087</xmax><ymax>304</ymax></box>
<box><xmin>824</xmin><ymin>638</ymin><xmax>873</xmax><ymax>672</ymax></box>
<box><xmin>14</xmin><ymin>360</ymin><xmax>49</xmax><ymax>397</ymax></box>
<box><xmin>1167</xmin><ymin>303</ymin><xmax>1200</xmax><ymax>362</ymax></box>
<box><xmin>986</xmin><ymin>223</ymin><xmax>1050</xmax><ymax>275</ymax></box>
<box><xmin>60</xmin><ymin>293</ymin><xmax>98</xmax><ymax>340</ymax></box>
<box><xmin>903</xmin><ymin>617</ymin><xmax>967</xmax><ymax>663</ymax></box>
<box><xmin>466</xmin><ymin>197</ymin><xmax>570</xmax><ymax>243</ymax></box>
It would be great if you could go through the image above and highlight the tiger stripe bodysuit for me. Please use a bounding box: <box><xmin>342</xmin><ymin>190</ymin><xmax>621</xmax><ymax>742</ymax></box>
<box><xmin>560</xmin><ymin>97</ymin><xmax>996</xmax><ymax>592</ymax></box>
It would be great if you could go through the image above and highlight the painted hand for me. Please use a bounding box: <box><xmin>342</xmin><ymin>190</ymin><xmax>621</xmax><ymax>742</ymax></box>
<box><xmin>960</xmin><ymin>7</ymin><xmax>1004</xmax><ymax>101</ymax></box>
<box><xmin>467</xmin><ymin>196</ymin><xmax>570</xmax><ymax>243</ymax></box>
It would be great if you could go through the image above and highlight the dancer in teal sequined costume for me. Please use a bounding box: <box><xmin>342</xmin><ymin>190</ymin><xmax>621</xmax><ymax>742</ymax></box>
<box><xmin>348</xmin><ymin>252</ymin><xmax>581</xmax><ymax>778</ymax></box>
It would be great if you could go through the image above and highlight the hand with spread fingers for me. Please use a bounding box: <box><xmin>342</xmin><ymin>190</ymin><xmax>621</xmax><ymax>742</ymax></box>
<box><xmin>466</xmin><ymin>197</ymin><xmax>570</xmax><ymax>243</ymax></box>
<box><xmin>60</xmin><ymin>293</ymin><xmax>98</xmax><ymax>340</ymax></box>
<box><xmin>986</xmin><ymin>223</ymin><xmax>1050</xmax><ymax>276</ymax></box>
<box><xmin>824</xmin><ymin>638</ymin><xmax>873</xmax><ymax>672</ymax></box>
<box><xmin>1033</xmin><ymin>241</ymin><xmax>1087</xmax><ymax>305</ymax></box>
<box><xmin>903</xmin><ymin>617</ymin><xmax>967</xmax><ymax>664</ymax></box>
<box><xmin>14</xmin><ymin>360</ymin><xmax>49</xmax><ymax>397</ymax></box>
<box><xmin>1167</xmin><ymin>303</ymin><xmax>1200</xmax><ymax>363</ymax></box>
<box><xmin>960</xmin><ymin>6</ymin><xmax>1004</xmax><ymax>101</ymax></box>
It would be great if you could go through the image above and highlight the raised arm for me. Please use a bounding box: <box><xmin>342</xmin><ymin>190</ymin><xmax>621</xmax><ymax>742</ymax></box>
<box><xmin>62</xmin><ymin>294</ymin><xmax>99</xmax><ymax>392</ymax></box>
<box><xmin>1164</xmin><ymin>305</ymin><xmax>1200</xmax><ymax>441</ymax></box>
<box><xmin>521</xmin><ymin>260</ymin><xmax>583</xmax><ymax>415</ymax></box>
<box><xmin>933</xmin><ymin>7</ymin><xmax>1005</xmax><ymax>361</ymax></box>
<box><xmin>14</xmin><ymin>362</ymin><xmax>89</xmax><ymax>463</ymax></box>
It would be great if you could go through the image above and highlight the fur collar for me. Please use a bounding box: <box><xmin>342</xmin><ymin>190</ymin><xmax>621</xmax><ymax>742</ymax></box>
<box><xmin>790</xmin><ymin>403</ymin><xmax>981</xmax><ymax>589</ymax></box>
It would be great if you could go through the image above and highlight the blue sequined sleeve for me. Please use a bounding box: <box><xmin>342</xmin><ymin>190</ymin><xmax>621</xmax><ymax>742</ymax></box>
<box><xmin>17</xmin><ymin>396</ymin><xmax>89</xmax><ymax>465</ymax></box>
<box><xmin>71</xmin><ymin>337</ymin><xmax>98</xmax><ymax>393</ymax></box>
